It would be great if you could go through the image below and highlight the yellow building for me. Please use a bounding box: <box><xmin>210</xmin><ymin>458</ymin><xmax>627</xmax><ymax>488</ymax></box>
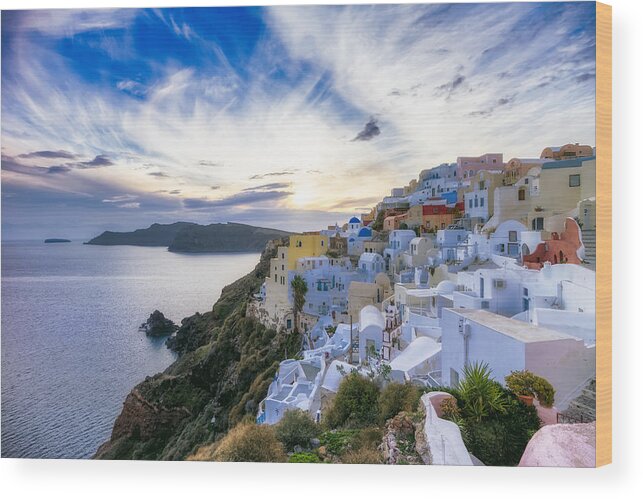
<box><xmin>287</xmin><ymin>233</ymin><xmax>330</xmax><ymax>270</ymax></box>
<box><xmin>530</xmin><ymin>156</ymin><xmax>596</xmax><ymax>232</ymax></box>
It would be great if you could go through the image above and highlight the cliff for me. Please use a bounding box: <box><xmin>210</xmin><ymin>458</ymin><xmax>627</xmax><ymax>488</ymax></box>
<box><xmin>86</xmin><ymin>222</ymin><xmax>197</xmax><ymax>247</ymax></box>
<box><xmin>85</xmin><ymin>222</ymin><xmax>291</xmax><ymax>253</ymax></box>
<box><xmin>94</xmin><ymin>237</ymin><xmax>299</xmax><ymax>460</ymax></box>
<box><xmin>168</xmin><ymin>223</ymin><xmax>292</xmax><ymax>253</ymax></box>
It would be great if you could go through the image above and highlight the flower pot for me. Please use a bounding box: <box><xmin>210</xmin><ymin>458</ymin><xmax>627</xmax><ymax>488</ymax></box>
<box><xmin>518</xmin><ymin>395</ymin><xmax>534</xmax><ymax>406</ymax></box>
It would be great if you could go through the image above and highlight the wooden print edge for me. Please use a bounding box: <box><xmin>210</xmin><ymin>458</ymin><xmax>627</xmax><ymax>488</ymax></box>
<box><xmin>595</xmin><ymin>1</ymin><xmax>612</xmax><ymax>467</ymax></box>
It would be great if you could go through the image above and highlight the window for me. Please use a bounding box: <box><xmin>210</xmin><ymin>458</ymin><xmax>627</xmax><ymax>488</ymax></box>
<box><xmin>480</xmin><ymin>197</ymin><xmax>485</xmax><ymax>207</ymax></box>
<box><xmin>493</xmin><ymin>279</ymin><xmax>506</xmax><ymax>289</ymax></box>
<box><xmin>321</xmin><ymin>240</ymin><xmax>324</xmax><ymax>246</ymax></box>
<box><xmin>532</xmin><ymin>217</ymin><xmax>544</xmax><ymax>230</ymax></box>
<box><xmin>469</xmin><ymin>199</ymin><xmax>473</xmax><ymax>208</ymax></box>
<box><xmin>508</xmin><ymin>230</ymin><xmax>517</xmax><ymax>242</ymax></box>
<box><xmin>518</xmin><ymin>189</ymin><xmax>526</xmax><ymax>201</ymax></box>
<box><xmin>474</xmin><ymin>196</ymin><xmax>479</xmax><ymax>207</ymax></box>
<box><xmin>479</xmin><ymin>181</ymin><xmax>485</xmax><ymax>190</ymax></box>
<box><xmin>569</xmin><ymin>174</ymin><xmax>581</xmax><ymax>187</ymax></box>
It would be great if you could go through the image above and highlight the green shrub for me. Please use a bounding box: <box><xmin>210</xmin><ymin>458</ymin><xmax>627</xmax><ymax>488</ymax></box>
<box><xmin>319</xmin><ymin>430</ymin><xmax>359</xmax><ymax>455</ymax></box>
<box><xmin>505</xmin><ymin>370</ymin><xmax>555</xmax><ymax>408</ymax></box>
<box><xmin>213</xmin><ymin>423</ymin><xmax>287</xmax><ymax>463</ymax></box>
<box><xmin>324</xmin><ymin>373</ymin><xmax>381</xmax><ymax>428</ymax></box>
<box><xmin>462</xmin><ymin>391</ymin><xmax>541</xmax><ymax>466</ymax></box>
<box><xmin>288</xmin><ymin>452</ymin><xmax>322</xmax><ymax>463</ymax></box>
<box><xmin>378</xmin><ymin>382</ymin><xmax>422</xmax><ymax>423</ymax></box>
<box><xmin>458</xmin><ymin>362</ymin><xmax>508</xmax><ymax>422</ymax></box>
<box><xmin>274</xmin><ymin>409</ymin><xmax>320</xmax><ymax>451</ymax></box>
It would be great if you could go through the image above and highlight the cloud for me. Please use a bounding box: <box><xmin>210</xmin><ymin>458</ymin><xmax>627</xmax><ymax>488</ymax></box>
<box><xmin>575</xmin><ymin>73</ymin><xmax>596</xmax><ymax>83</ymax></box>
<box><xmin>249</xmin><ymin>171</ymin><xmax>296</xmax><ymax>180</ymax></box>
<box><xmin>76</xmin><ymin>155</ymin><xmax>114</xmax><ymax>168</ymax></box>
<box><xmin>183</xmin><ymin>189</ymin><xmax>292</xmax><ymax>210</ymax></box>
<box><xmin>47</xmin><ymin>166</ymin><xmax>72</xmax><ymax>174</ymax></box>
<box><xmin>199</xmin><ymin>160</ymin><xmax>220</xmax><ymax>167</ymax></box>
<box><xmin>243</xmin><ymin>182</ymin><xmax>291</xmax><ymax>191</ymax></box>
<box><xmin>102</xmin><ymin>194</ymin><xmax>138</xmax><ymax>203</ymax></box>
<box><xmin>147</xmin><ymin>171</ymin><xmax>169</xmax><ymax>178</ymax></box>
<box><xmin>352</xmin><ymin>118</ymin><xmax>381</xmax><ymax>142</ymax></box>
<box><xmin>117</xmin><ymin>80</ymin><xmax>147</xmax><ymax>96</ymax></box>
<box><xmin>117</xmin><ymin>202</ymin><xmax>141</xmax><ymax>209</ymax></box>
<box><xmin>18</xmin><ymin>150</ymin><xmax>78</xmax><ymax>160</ymax></box>
<box><xmin>435</xmin><ymin>74</ymin><xmax>466</xmax><ymax>97</ymax></box>
<box><xmin>469</xmin><ymin>94</ymin><xmax>517</xmax><ymax>118</ymax></box>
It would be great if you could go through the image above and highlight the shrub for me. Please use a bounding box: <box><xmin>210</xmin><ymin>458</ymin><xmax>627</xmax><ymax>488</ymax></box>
<box><xmin>462</xmin><ymin>391</ymin><xmax>541</xmax><ymax>466</ymax></box>
<box><xmin>319</xmin><ymin>430</ymin><xmax>359</xmax><ymax>455</ymax></box>
<box><xmin>274</xmin><ymin>409</ymin><xmax>320</xmax><ymax>452</ymax></box>
<box><xmin>378</xmin><ymin>382</ymin><xmax>422</xmax><ymax>423</ymax></box>
<box><xmin>324</xmin><ymin>373</ymin><xmax>381</xmax><ymax>428</ymax></box>
<box><xmin>505</xmin><ymin>370</ymin><xmax>555</xmax><ymax>408</ymax></box>
<box><xmin>288</xmin><ymin>452</ymin><xmax>322</xmax><ymax>463</ymax></box>
<box><xmin>213</xmin><ymin>423</ymin><xmax>287</xmax><ymax>463</ymax></box>
<box><xmin>458</xmin><ymin>362</ymin><xmax>508</xmax><ymax>422</ymax></box>
<box><xmin>353</xmin><ymin>427</ymin><xmax>384</xmax><ymax>451</ymax></box>
<box><xmin>341</xmin><ymin>448</ymin><xmax>384</xmax><ymax>464</ymax></box>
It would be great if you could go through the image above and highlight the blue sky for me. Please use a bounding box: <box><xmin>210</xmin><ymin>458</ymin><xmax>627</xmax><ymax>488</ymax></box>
<box><xmin>1</xmin><ymin>3</ymin><xmax>596</xmax><ymax>240</ymax></box>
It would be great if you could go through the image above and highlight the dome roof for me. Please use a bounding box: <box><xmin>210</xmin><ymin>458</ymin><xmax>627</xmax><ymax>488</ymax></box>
<box><xmin>349</xmin><ymin>216</ymin><xmax>361</xmax><ymax>224</ymax></box>
<box><xmin>358</xmin><ymin>227</ymin><xmax>372</xmax><ymax>237</ymax></box>
<box><xmin>436</xmin><ymin>280</ymin><xmax>456</xmax><ymax>294</ymax></box>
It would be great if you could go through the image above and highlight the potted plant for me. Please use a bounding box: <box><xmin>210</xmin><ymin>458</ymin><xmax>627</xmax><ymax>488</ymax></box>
<box><xmin>505</xmin><ymin>370</ymin><xmax>555</xmax><ymax>408</ymax></box>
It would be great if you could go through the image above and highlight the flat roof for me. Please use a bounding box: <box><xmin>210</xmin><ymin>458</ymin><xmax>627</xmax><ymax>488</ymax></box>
<box><xmin>389</xmin><ymin>336</ymin><xmax>441</xmax><ymax>371</ymax></box>
<box><xmin>542</xmin><ymin>156</ymin><xmax>595</xmax><ymax>170</ymax></box>
<box><xmin>449</xmin><ymin>309</ymin><xmax>578</xmax><ymax>343</ymax></box>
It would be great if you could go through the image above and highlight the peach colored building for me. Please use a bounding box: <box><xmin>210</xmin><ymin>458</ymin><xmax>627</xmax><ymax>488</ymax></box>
<box><xmin>523</xmin><ymin>218</ymin><xmax>583</xmax><ymax>269</ymax></box>
<box><xmin>456</xmin><ymin>153</ymin><xmax>503</xmax><ymax>179</ymax></box>
<box><xmin>540</xmin><ymin>143</ymin><xmax>593</xmax><ymax>160</ymax></box>
<box><xmin>384</xmin><ymin>213</ymin><xmax>409</xmax><ymax>231</ymax></box>
<box><xmin>503</xmin><ymin>158</ymin><xmax>547</xmax><ymax>186</ymax></box>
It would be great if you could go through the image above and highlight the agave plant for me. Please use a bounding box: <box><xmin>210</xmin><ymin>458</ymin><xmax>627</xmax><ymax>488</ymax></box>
<box><xmin>457</xmin><ymin>362</ymin><xmax>508</xmax><ymax>422</ymax></box>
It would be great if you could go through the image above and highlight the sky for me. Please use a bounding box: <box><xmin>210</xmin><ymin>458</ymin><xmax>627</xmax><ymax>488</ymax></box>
<box><xmin>1</xmin><ymin>2</ymin><xmax>597</xmax><ymax>240</ymax></box>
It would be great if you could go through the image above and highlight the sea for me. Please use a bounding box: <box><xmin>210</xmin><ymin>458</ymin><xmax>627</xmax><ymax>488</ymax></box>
<box><xmin>0</xmin><ymin>241</ymin><xmax>260</xmax><ymax>459</ymax></box>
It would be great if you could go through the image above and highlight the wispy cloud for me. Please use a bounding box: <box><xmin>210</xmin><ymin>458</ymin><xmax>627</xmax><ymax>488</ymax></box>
<box><xmin>1</xmin><ymin>3</ymin><xmax>597</xmax><ymax>239</ymax></box>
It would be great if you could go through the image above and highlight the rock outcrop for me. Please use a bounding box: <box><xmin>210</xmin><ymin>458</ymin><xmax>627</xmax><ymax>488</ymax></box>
<box><xmin>140</xmin><ymin>310</ymin><xmax>178</xmax><ymax>337</ymax></box>
<box><xmin>519</xmin><ymin>422</ymin><xmax>596</xmax><ymax>467</ymax></box>
<box><xmin>380</xmin><ymin>412</ymin><xmax>424</xmax><ymax>465</ymax></box>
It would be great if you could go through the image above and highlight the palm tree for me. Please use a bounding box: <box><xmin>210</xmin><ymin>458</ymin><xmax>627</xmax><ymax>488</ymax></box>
<box><xmin>291</xmin><ymin>275</ymin><xmax>308</xmax><ymax>335</ymax></box>
<box><xmin>457</xmin><ymin>362</ymin><xmax>508</xmax><ymax>422</ymax></box>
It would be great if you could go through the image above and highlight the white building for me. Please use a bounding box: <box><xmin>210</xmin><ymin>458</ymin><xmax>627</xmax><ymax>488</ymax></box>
<box><xmin>440</xmin><ymin>308</ymin><xmax>595</xmax><ymax>409</ymax></box>
<box><xmin>358</xmin><ymin>252</ymin><xmax>385</xmax><ymax>279</ymax></box>
<box><xmin>358</xmin><ymin>305</ymin><xmax>385</xmax><ymax>363</ymax></box>
<box><xmin>389</xmin><ymin>336</ymin><xmax>441</xmax><ymax>384</ymax></box>
<box><xmin>257</xmin><ymin>356</ymin><xmax>325</xmax><ymax>425</ymax></box>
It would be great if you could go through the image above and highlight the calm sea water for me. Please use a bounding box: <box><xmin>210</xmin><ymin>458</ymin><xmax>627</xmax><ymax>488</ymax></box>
<box><xmin>1</xmin><ymin>241</ymin><xmax>259</xmax><ymax>459</ymax></box>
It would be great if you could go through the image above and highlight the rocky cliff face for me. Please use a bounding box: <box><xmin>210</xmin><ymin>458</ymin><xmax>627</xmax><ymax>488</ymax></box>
<box><xmin>94</xmin><ymin>237</ymin><xmax>299</xmax><ymax>460</ymax></box>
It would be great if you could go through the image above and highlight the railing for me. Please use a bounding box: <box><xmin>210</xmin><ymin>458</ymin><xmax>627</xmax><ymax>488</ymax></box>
<box><xmin>556</xmin><ymin>412</ymin><xmax>587</xmax><ymax>425</ymax></box>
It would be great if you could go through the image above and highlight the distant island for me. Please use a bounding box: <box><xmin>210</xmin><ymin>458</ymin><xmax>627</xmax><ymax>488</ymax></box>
<box><xmin>85</xmin><ymin>222</ymin><xmax>292</xmax><ymax>253</ymax></box>
<box><xmin>44</xmin><ymin>238</ymin><xmax>71</xmax><ymax>243</ymax></box>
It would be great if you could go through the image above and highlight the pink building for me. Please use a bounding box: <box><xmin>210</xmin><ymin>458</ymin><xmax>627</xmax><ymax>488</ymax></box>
<box><xmin>456</xmin><ymin>153</ymin><xmax>503</xmax><ymax>179</ymax></box>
